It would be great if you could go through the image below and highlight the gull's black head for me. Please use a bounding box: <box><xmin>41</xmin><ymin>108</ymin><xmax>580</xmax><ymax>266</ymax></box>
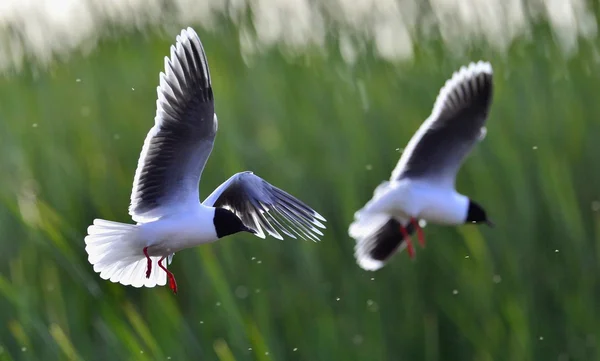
<box><xmin>214</xmin><ymin>208</ymin><xmax>256</xmax><ymax>238</ymax></box>
<box><xmin>466</xmin><ymin>200</ymin><xmax>494</xmax><ymax>227</ymax></box>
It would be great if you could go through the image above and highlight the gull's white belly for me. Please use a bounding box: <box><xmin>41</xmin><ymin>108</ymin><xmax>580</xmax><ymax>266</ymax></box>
<box><xmin>369</xmin><ymin>179</ymin><xmax>468</xmax><ymax>226</ymax></box>
<box><xmin>416</xmin><ymin>200</ymin><xmax>465</xmax><ymax>225</ymax></box>
<box><xmin>408</xmin><ymin>183</ymin><xmax>468</xmax><ymax>225</ymax></box>
<box><xmin>138</xmin><ymin>207</ymin><xmax>217</xmax><ymax>256</ymax></box>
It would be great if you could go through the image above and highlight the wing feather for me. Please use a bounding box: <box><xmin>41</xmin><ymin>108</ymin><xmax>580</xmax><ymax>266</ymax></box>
<box><xmin>391</xmin><ymin>61</ymin><xmax>494</xmax><ymax>188</ymax></box>
<box><xmin>202</xmin><ymin>172</ymin><xmax>326</xmax><ymax>241</ymax></box>
<box><xmin>129</xmin><ymin>27</ymin><xmax>217</xmax><ymax>222</ymax></box>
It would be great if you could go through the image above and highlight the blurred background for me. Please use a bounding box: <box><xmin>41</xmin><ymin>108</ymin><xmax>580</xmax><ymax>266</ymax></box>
<box><xmin>0</xmin><ymin>0</ymin><xmax>599</xmax><ymax>360</ymax></box>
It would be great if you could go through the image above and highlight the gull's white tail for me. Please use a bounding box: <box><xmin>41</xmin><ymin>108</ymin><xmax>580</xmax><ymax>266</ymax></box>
<box><xmin>349</xmin><ymin>181</ymin><xmax>414</xmax><ymax>271</ymax></box>
<box><xmin>350</xmin><ymin>212</ymin><xmax>413</xmax><ymax>271</ymax></box>
<box><xmin>84</xmin><ymin>219</ymin><xmax>166</xmax><ymax>288</ymax></box>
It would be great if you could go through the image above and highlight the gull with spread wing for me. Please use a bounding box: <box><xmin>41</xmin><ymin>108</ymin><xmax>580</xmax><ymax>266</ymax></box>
<box><xmin>349</xmin><ymin>61</ymin><xmax>495</xmax><ymax>271</ymax></box>
<box><xmin>85</xmin><ymin>28</ymin><xmax>326</xmax><ymax>294</ymax></box>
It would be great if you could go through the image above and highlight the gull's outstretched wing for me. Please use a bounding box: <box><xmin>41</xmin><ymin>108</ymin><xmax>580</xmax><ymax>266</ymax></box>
<box><xmin>129</xmin><ymin>27</ymin><xmax>216</xmax><ymax>222</ymax></box>
<box><xmin>391</xmin><ymin>61</ymin><xmax>494</xmax><ymax>188</ymax></box>
<box><xmin>202</xmin><ymin>172</ymin><xmax>326</xmax><ymax>241</ymax></box>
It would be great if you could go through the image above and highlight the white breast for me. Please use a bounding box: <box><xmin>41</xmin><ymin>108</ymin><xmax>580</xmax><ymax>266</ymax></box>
<box><xmin>368</xmin><ymin>179</ymin><xmax>468</xmax><ymax>226</ymax></box>
<box><xmin>409</xmin><ymin>181</ymin><xmax>468</xmax><ymax>225</ymax></box>
<box><xmin>139</xmin><ymin>204</ymin><xmax>218</xmax><ymax>256</ymax></box>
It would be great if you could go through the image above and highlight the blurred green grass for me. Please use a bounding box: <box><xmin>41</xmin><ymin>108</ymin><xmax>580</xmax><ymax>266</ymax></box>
<box><xmin>0</xmin><ymin>12</ymin><xmax>600</xmax><ymax>361</ymax></box>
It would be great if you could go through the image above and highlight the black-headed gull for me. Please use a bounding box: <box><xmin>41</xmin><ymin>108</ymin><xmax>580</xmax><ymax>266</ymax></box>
<box><xmin>349</xmin><ymin>61</ymin><xmax>494</xmax><ymax>271</ymax></box>
<box><xmin>85</xmin><ymin>28</ymin><xmax>326</xmax><ymax>293</ymax></box>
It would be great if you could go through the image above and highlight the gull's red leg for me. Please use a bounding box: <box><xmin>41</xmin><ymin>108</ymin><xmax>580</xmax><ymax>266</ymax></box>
<box><xmin>411</xmin><ymin>218</ymin><xmax>426</xmax><ymax>247</ymax></box>
<box><xmin>143</xmin><ymin>247</ymin><xmax>152</xmax><ymax>279</ymax></box>
<box><xmin>399</xmin><ymin>226</ymin><xmax>415</xmax><ymax>259</ymax></box>
<box><xmin>158</xmin><ymin>257</ymin><xmax>178</xmax><ymax>295</ymax></box>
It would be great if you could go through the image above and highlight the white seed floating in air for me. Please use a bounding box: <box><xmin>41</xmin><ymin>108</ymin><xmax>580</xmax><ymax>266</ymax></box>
<box><xmin>235</xmin><ymin>286</ymin><xmax>249</xmax><ymax>299</ymax></box>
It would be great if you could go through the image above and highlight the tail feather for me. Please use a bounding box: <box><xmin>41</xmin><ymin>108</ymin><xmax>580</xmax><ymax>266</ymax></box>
<box><xmin>349</xmin><ymin>213</ymin><xmax>415</xmax><ymax>271</ymax></box>
<box><xmin>85</xmin><ymin>219</ymin><xmax>166</xmax><ymax>288</ymax></box>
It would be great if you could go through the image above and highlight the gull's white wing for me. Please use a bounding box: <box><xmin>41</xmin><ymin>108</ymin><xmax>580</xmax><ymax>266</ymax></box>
<box><xmin>391</xmin><ymin>61</ymin><xmax>494</xmax><ymax>188</ymax></box>
<box><xmin>129</xmin><ymin>27</ymin><xmax>216</xmax><ymax>222</ymax></box>
<box><xmin>202</xmin><ymin>172</ymin><xmax>326</xmax><ymax>241</ymax></box>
